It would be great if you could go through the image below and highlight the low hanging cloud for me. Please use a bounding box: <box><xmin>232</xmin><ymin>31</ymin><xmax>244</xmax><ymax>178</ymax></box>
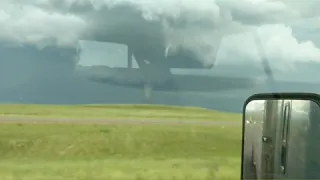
<box><xmin>0</xmin><ymin>0</ymin><xmax>320</xmax><ymax>70</ymax></box>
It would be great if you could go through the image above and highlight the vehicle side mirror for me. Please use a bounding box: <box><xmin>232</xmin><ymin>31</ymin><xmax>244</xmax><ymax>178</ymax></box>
<box><xmin>241</xmin><ymin>93</ymin><xmax>320</xmax><ymax>180</ymax></box>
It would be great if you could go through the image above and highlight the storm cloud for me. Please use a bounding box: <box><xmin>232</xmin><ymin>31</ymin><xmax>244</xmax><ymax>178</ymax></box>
<box><xmin>0</xmin><ymin>0</ymin><xmax>320</xmax><ymax>112</ymax></box>
<box><xmin>0</xmin><ymin>0</ymin><xmax>319</xmax><ymax>70</ymax></box>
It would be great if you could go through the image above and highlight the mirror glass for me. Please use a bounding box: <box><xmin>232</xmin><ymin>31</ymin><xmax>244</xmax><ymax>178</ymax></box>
<box><xmin>242</xmin><ymin>99</ymin><xmax>320</xmax><ymax>180</ymax></box>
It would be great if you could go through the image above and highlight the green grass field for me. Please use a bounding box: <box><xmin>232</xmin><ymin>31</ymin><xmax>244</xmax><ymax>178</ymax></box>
<box><xmin>0</xmin><ymin>105</ymin><xmax>242</xmax><ymax>180</ymax></box>
<box><xmin>0</xmin><ymin>104</ymin><xmax>241</xmax><ymax>121</ymax></box>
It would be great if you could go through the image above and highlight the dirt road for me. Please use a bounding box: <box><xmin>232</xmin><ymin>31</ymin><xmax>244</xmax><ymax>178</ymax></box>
<box><xmin>0</xmin><ymin>116</ymin><xmax>241</xmax><ymax>126</ymax></box>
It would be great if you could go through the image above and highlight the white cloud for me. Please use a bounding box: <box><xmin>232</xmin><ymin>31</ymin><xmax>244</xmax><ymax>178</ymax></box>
<box><xmin>217</xmin><ymin>24</ymin><xmax>320</xmax><ymax>70</ymax></box>
<box><xmin>272</xmin><ymin>0</ymin><xmax>320</xmax><ymax>18</ymax></box>
<box><xmin>0</xmin><ymin>0</ymin><xmax>319</xmax><ymax>72</ymax></box>
<box><xmin>246</xmin><ymin>100</ymin><xmax>265</xmax><ymax>111</ymax></box>
<box><xmin>0</xmin><ymin>2</ymin><xmax>87</xmax><ymax>48</ymax></box>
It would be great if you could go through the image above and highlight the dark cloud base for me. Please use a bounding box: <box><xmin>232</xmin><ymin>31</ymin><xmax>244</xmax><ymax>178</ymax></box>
<box><xmin>1</xmin><ymin>46</ymin><xmax>320</xmax><ymax>113</ymax></box>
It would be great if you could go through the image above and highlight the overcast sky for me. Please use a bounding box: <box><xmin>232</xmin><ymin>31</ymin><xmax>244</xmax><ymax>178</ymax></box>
<box><xmin>1</xmin><ymin>0</ymin><xmax>320</xmax><ymax>74</ymax></box>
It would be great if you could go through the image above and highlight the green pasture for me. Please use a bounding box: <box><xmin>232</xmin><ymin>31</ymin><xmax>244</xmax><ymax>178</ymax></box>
<box><xmin>0</xmin><ymin>124</ymin><xmax>241</xmax><ymax>180</ymax></box>
<box><xmin>0</xmin><ymin>104</ymin><xmax>241</xmax><ymax>121</ymax></box>
<box><xmin>0</xmin><ymin>104</ymin><xmax>242</xmax><ymax>179</ymax></box>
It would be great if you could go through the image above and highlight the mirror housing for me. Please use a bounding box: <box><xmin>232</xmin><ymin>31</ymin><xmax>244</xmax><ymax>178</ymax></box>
<box><xmin>241</xmin><ymin>93</ymin><xmax>320</xmax><ymax>180</ymax></box>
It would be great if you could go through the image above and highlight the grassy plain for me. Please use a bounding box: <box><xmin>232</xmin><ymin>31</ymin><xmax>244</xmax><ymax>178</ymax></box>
<box><xmin>0</xmin><ymin>105</ymin><xmax>242</xmax><ymax>180</ymax></box>
<box><xmin>0</xmin><ymin>104</ymin><xmax>241</xmax><ymax>121</ymax></box>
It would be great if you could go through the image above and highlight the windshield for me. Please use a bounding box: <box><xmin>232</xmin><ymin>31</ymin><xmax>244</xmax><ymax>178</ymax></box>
<box><xmin>0</xmin><ymin>1</ymin><xmax>319</xmax><ymax>179</ymax></box>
